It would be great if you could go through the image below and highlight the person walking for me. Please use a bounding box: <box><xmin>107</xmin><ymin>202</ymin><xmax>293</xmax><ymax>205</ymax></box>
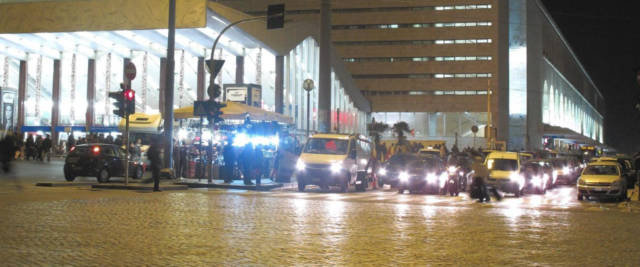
<box><xmin>67</xmin><ymin>133</ymin><xmax>75</xmax><ymax>153</ymax></box>
<box><xmin>35</xmin><ymin>135</ymin><xmax>43</xmax><ymax>161</ymax></box>
<box><xmin>25</xmin><ymin>134</ymin><xmax>35</xmax><ymax>160</ymax></box>
<box><xmin>42</xmin><ymin>134</ymin><xmax>52</xmax><ymax>162</ymax></box>
<box><xmin>0</xmin><ymin>133</ymin><xmax>16</xmax><ymax>173</ymax></box>
<box><xmin>240</xmin><ymin>143</ymin><xmax>254</xmax><ymax>185</ymax></box>
<box><xmin>147</xmin><ymin>137</ymin><xmax>163</xmax><ymax>192</ymax></box>
<box><xmin>222</xmin><ymin>142</ymin><xmax>235</xmax><ymax>183</ymax></box>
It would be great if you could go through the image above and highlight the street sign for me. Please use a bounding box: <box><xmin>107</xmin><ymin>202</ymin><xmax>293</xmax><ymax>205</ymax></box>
<box><xmin>303</xmin><ymin>79</ymin><xmax>314</xmax><ymax>92</ymax></box>
<box><xmin>125</xmin><ymin>62</ymin><xmax>137</xmax><ymax>81</ymax></box>
<box><xmin>193</xmin><ymin>101</ymin><xmax>208</xmax><ymax>116</ymax></box>
<box><xmin>205</xmin><ymin>59</ymin><xmax>225</xmax><ymax>77</ymax></box>
<box><xmin>471</xmin><ymin>125</ymin><xmax>479</xmax><ymax>133</ymax></box>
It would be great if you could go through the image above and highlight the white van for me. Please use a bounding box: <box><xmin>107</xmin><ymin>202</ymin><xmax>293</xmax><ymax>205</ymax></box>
<box><xmin>295</xmin><ymin>133</ymin><xmax>371</xmax><ymax>192</ymax></box>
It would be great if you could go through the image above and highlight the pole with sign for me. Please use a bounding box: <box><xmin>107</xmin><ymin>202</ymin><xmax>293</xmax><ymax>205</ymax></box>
<box><xmin>123</xmin><ymin>62</ymin><xmax>136</xmax><ymax>185</ymax></box>
<box><xmin>303</xmin><ymin>79</ymin><xmax>314</xmax><ymax>137</ymax></box>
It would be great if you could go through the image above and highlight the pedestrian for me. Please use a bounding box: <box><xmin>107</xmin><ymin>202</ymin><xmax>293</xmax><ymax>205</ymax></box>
<box><xmin>106</xmin><ymin>135</ymin><xmax>114</xmax><ymax>144</ymax></box>
<box><xmin>222</xmin><ymin>142</ymin><xmax>235</xmax><ymax>183</ymax></box>
<box><xmin>0</xmin><ymin>133</ymin><xmax>16</xmax><ymax>173</ymax></box>
<box><xmin>14</xmin><ymin>131</ymin><xmax>23</xmax><ymax>160</ymax></box>
<box><xmin>67</xmin><ymin>133</ymin><xmax>75</xmax><ymax>153</ymax></box>
<box><xmin>42</xmin><ymin>134</ymin><xmax>52</xmax><ymax>162</ymax></box>
<box><xmin>254</xmin><ymin>145</ymin><xmax>264</xmax><ymax>186</ymax></box>
<box><xmin>147</xmin><ymin>136</ymin><xmax>163</xmax><ymax>192</ymax></box>
<box><xmin>35</xmin><ymin>135</ymin><xmax>43</xmax><ymax>161</ymax></box>
<box><xmin>25</xmin><ymin>134</ymin><xmax>35</xmax><ymax>160</ymax></box>
<box><xmin>240</xmin><ymin>143</ymin><xmax>254</xmax><ymax>185</ymax></box>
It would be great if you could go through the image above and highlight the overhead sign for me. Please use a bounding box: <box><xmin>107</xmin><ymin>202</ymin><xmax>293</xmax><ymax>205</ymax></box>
<box><xmin>303</xmin><ymin>79</ymin><xmax>314</xmax><ymax>92</ymax></box>
<box><xmin>125</xmin><ymin>62</ymin><xmax>136</xmax><ymax>81</ymax></box>
<box><xmin>226</xmin><ymin>87</ymin><xmax>248</xmax><ymax>102</ymax></box>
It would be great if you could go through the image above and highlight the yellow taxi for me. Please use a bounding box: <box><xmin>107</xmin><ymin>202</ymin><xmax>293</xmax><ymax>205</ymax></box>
<box><xmin>577</xmin><ymin>161</ymin><xmax>626</xmax><ymax>201</ymax></box>
<box><xmin>484</xmin><ymin>151</ymin><xmax>524</xmax><ymax>197</ymax></box>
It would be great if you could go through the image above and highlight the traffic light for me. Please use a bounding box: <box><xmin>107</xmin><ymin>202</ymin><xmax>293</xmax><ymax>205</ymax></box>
<box><xmin>124</xmin><ymin>89</ymin><xmax>135</xmax><ymax>115</ymax></box>
<box><xmin>109</xmin><ymin>91</ymin><xmax>125</xmax><ymax>118</ymax></box>
<box><xmin>207</xmin><ymin>100</ymin><xmax>226</xmax><ymax>124</ymax></box>
<box><xmin>267</xmin><ymin>4</ymin><xmax>285</xmax><ymax>29</ymax></box>
<box><xmin>207</xmin><ymin>84</ymin><xmax>221</xmax><ymax>100</ymax></box>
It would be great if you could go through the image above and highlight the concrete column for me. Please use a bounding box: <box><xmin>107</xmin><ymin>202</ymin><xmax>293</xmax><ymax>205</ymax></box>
<box><xmin>275</xmin><ymin>55</ymin><xmax>284</xmax><ymax>114</ymax></box>
<box><xmin>318</xmin><ymin>0</ymin><xmax>332</xmax><ymax>133</ymax></box>
<box><xmin>86</xmin><ymin>59</ymin><xmax>96</xmax><ymax>130</ymax></box>
<box><xmin>235</xmin><ymin>56</ymin><xmax>244</xmax><ymax>84</ymax></box>
<box><xmin>159</xmin><ymin>57</ymin><xmax>167</xmax><ymax>115</ymax></box>
<box><xmin>17</xmin><ymin>60</ymin><xmax>27</xmax><ymax>133</ymax></box>
<box><xmin>526</xmin><ymin>0</ymin><xmax>543</xmax><ymax>150</ymax></box>
<box><xmin>496</xmin><ymin>0</ymin><xmax>510</xmax><ymax>146</ymax></box>
<box><xmin>197</xmin><ymin>57</ymin><xmax>205</xmax><ymax>101</ymax></box>
<box><xmin>51</xmin><ymin>59</ymin><xmax>61</xmax><ymax>144</ymax></box>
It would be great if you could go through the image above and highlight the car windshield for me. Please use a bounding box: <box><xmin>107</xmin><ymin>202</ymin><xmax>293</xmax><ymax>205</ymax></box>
<box><xmin>387</xmin><ymin>154</ymin><xmax>420</xmax><ymax>167</ymax></box>
<box><xmin>303</xmin><ymin>138</ymin><xmax>349</xmax><ymax>155</ymax></box>
<box><xmin>487</xmin><ymin>159</ymin><xmax>518</xmax><ymax>171</ymax></box>
<box><xmin>583</xmin><ymin>165</ymin><xmax>619</xmax><ymax>175</ymax></box>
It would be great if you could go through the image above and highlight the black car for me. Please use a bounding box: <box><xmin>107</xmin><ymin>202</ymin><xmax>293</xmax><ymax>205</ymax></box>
<box><xmin>64</xmin><ymin>144</ymin><xmax>146</xmax><ymax>183</ymax></box>
<box><xmin>397</xmin><ymin>156</ymin><xmax>445</xmax><ymax>194</ymax></box>
<box><xmin>519</xmin><ymin>161</ymin><xmax>551</xmax><ymax>194</ymax></box>
<box><xmin>378</xmin><ymin>153</ymin><xmax>421</xmax><ymax>188</ymax></box>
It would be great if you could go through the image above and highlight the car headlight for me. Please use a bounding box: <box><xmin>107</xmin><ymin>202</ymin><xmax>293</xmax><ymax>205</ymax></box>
<box><xmin>552</xmin><ymin>170</ymin><xmax>558</xmax><ymax>182</ymax></box>
<box><xmin>447</xmin><ymin>166</ymin><xmax>457</xmax><ymax>175</ymax></box>
<box><xmin>330</xmin><ymin>162</ymin><xmax>343</xmax><ymax>173</ymax></box>
<box><xmin>578</xmin><ymin>178</ymin><xmax>586</xmax><ymax>186</ymax></box>
<box><xmin>399</xmin><ymin>171</ymin><xmax>410</xmax><ymax>182</ymax></box>
<box><xmin>296</xmin><ymin>159</ymin><xmax>306</xmax><ymax>171</ymax></box>
<box><xmin>531</xmin><ymin>176</ymin><xmax>543</xmax><ymax>187</ymax></box>
<box><xmin>426</xmin><ymin>173</ymin><xmax>437</xmax><ymax>183</ymax></box>
<box><xmin>378</xmin><ymin>168</ymin><xmax>387</xmax><ymax>176</ymax></box>
<box><xmin>510</xmin><ymin>172</ymin><xmax>525</xmax><ymax>190</ymax></box>
<box><xmin>563</xmin><ymin>166</ymin><xmax>571</xmax><ymax>174</ymax></box>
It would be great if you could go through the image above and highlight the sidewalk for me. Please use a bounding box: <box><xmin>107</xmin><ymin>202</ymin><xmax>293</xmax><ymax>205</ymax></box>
<box><xmin>175</xmin><ymin>178</ymin><xmax>285</xmax><ymax>191</ymax></box>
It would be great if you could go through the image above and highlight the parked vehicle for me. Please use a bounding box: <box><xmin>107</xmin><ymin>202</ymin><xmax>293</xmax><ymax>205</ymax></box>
<box><xmin>295</xmin><ymin>134</ymin><xmax>372</xmax><ymax>192</ymax></box>
<box><xmin>63</xmin><ymin>144</ymin><xmax>146</xmax><ymax>183</ymax></box>
<box><xmin>484</xmin><ymin>151</ymin><xmax>524</xmax><ymax>197</ymax></box>
<box><xmin>577</xmin><ymin>162</ymin><xmax>626</xmax><ymax>201</ymax></box>
<box><xmin>594</xmin><ymin>156</ymin><xmax>636</xmax><ymax>189</ymax></box>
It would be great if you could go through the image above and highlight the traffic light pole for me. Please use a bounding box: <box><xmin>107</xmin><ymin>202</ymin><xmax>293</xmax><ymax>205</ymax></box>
<box><xmin>124</xmin><ymin>112</ymin><xmax>130</xmax><ymax>185</ymax></box>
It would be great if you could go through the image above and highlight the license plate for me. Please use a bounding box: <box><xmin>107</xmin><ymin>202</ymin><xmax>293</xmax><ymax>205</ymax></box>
<box><xmin>593</xmin><ymin>187</ymin><xmax>607</xmax><ymax>192</ymax></box>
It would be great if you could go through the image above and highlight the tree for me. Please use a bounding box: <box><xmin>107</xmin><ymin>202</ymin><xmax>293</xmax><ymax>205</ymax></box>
<box><xmin>391</xmin><ymin>121</ymin><xmax>412</xmax><ymax>154</ymax></box>
<box><xmin>367</xmin><ymin>118</ymin><xmax>389</xmax><ymax>161</ymax></box>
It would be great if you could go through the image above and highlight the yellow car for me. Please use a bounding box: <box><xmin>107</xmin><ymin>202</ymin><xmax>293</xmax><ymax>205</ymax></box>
<box><xmin>577</xmin><ymin>162</ymin><xmax>626</xmax><ymax>201</ymax></box>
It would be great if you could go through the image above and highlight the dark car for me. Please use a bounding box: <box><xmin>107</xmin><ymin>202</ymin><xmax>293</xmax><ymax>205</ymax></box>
<box><xmin>520</xmin><ymin>161</ymin><xmax>551</xmax><ymax>194</ymax></box>
<box><xmin>399</xmin><ymin>156</ymin><xmax>445</xmax><ymax>194</ymax></box>
<box><xmin>378</xmin><ymin>153</ymin><xmax>421</xmax><ymax>188</ymax></box>
<box><xmin>64</xmin><ymin>144</ymin><xmax>146</xmax><ymax>183</ymax></box>
<box><xmin>549</xmin><ymin>158</ymin><xmax>578</xmax><ymax>185</ymax></box>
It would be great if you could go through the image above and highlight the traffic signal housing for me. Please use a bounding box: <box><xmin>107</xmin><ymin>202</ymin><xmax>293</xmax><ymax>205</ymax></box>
<box><xmin>124</xmin><ymin>89</ymin><xmax>135</xmax><ymax>115</ymax></box>
<box><xmin>109</xmin><ymin>91</ymin><xmax>125</xmax><ymax>118</ymax></box>
<box><xmin>207</xmin><ymin>100</ymin><xmax>226</xmax><ymax>124</ymax></box>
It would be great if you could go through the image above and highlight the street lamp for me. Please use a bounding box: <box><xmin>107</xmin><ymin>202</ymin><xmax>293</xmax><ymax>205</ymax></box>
<box><xmin>303</xmin><ymin>79</ymin><xmax>315</xmax><ymax>137</ymax></box>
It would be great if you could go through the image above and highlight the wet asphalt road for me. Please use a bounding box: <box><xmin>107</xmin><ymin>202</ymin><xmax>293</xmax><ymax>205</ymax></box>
<box><xmin>1</xmin><ymin>160</ymin><xmax>640</xmax><ymax>265</ymax></box>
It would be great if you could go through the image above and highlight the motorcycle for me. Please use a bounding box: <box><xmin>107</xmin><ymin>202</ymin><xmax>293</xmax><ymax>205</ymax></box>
<box><xmin>444</xmin><ymin>166</ymin><xmax>460</xmax><ymax>196</ymax></box>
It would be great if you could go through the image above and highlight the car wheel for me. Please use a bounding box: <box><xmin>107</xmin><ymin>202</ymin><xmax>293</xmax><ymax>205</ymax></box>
<box><xmin>577</xmin><ymin>193</ymin><xmax>584</xmax><ymax>201</ymax></box>
<box><xmin>134</xmin><ymin>166</ymin><xmax>144</xmax><ymax>179</ymax></box>
<box><xmin>297</xmin><ymin>177</ymin><xmax>306</xmax><ymax>192</ymax></box>
<box><xmin>64</xmin><ymin>166</ymin><xmax>76</xmax><ymax>182</ymax></box>
<box><xmin>97</xmin><ymin>168</ymin><xmax>110</xmax><ymax>183</ymax></box>
<box><xmin>515</xmin><ymin>189</ymin><xmax>521</xmax><ymax>197</ymax></box>
<box><xmin>340</xmin><ymin>175</ymin><xmax>349</xmax><ymax>193</ymax></box>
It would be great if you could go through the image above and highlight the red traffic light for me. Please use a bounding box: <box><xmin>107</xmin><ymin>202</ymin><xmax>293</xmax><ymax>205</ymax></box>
<box><xmin>124</xmin><ymin>89</ymin><xmax>135</xmax><ymax>101</ymax></box>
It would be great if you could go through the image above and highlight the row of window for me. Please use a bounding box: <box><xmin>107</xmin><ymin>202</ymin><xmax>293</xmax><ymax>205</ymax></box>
<box><xmin>334</xmin><ymin>39</ymin><xmax>493</xmax><ymax>46</ymax></box>
<box><xmin>343</xmin><ymin>56</ymin><xmax>492</xmax><ymax>63</ymax></box>
<box><xmin>353</xmin><ymin>73</ymin><xmax>493</xmax><ymax>79</ymax></box>
<box><xmin>362</xmin><ymin>90</ymin><xmax>489</xmax><ymax>96</ymax></box>
<box><xmin>249</xmin><ymin>4</ymin><xmax>491</xmax><ymax>15</ymax></box>
<box><xmin>333</xmin><ymin>21</ymin><xmax>492</xmax><ymax>30</ymax></box>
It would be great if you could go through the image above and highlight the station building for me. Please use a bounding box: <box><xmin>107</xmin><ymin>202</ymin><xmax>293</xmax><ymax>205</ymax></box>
<box><xmin>0</xmin><ymin>0</ymin><xmax>370</xmax><ymax>144</ymax></box>
<box><xmin>222</xmin><ymin>0</ymin><xmax>605</xmax><ymax>152</ymax></box>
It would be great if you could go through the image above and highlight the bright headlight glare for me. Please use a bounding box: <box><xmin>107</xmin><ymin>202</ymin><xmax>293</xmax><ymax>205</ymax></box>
<box><xmin>378</xmin><ymin>168</ymin><xmax>387</xmax><ymax>176</ymax></box>
<box><xmin>447</xmin><ymin>166</ymin><xmax>457</xmax><ymax>174</ymax></box>
<box><xmin>439</xmin><ymin>172</ymin><xmax>448</xmax><ymax>188</ymax></box>
<box><xmin>532</xmin><ymin>176</ymin><xmax>542</xmax><ymax>186</ymax></box>
<box><xmin>296</xmin><ymin>159</ymin><xmax>306</xmax><ymax>171</ymax></box>
<box><xmin>563</xmin><ymin>166</ymin><xmax>570</xmax><ymax>174</ymax></box>
<box><xmin>426</xmin><ymin>173</ymin><xmax>437</xmax><ymax>183</ymax></box>
<box><xmin>510</xmin><ymin>172</ymin><xmax>525</xmax><ymax>189</ymax></box>
<box><xmin>399</xmin><ymin>171</ymin><xmax>410</xmax><ymax>181</ymax></box>
<box><xmin>330</xmin><ymin>162</ymin><xmax>343</xmax><ymax>173</ymax></box>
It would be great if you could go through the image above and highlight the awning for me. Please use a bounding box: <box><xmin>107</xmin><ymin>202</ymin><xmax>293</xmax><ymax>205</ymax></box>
<box><xmin>118</xmin><ymin>113</ymin><xmax>163</xmax><ymax>134</ymax></box>
<box><xmin>174</xmin><ymin>101</ymin><xmax>293</xmax><ymax>124</ymax></box>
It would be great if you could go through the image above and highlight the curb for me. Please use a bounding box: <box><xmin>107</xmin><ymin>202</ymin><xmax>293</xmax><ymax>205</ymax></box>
<box><xmin>175</xmin><ymin>182</ymin><xmax>283</xmax><ymax>191</ymax></box>
<box><xmin>36</xmin><ymin>182</ymin><xmax>96</xmax><ymax>187</ymax></box>
<box><xmin>91</xmin><ymin>184</ymin><xmax>189</xmax><ymax>191</ymax></box>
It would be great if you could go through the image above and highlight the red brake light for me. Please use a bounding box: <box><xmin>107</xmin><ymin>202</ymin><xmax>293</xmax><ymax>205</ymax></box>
<box><xmin>92</xmin><ymin>146</ymin><xmax>101</xmax><ymax>154</ymax></box>
<box><xmin>124</xmin><ymin>89</ymin><xmax>135</xmax><ymax>101</ymax></box>
<box><xmin>70</xmin><ymin>146</ymin><xmax>76</xmax><ymax>152</ymax></box>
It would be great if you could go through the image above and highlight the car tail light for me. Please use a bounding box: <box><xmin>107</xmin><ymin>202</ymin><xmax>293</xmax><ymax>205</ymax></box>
<box><xmin>70</xmin><ymin>146</ymin><xmax>76</xmax><ymax>152</ymax></box>
<box><xmin>92</xmin><ymin>146</ymin><xmax>101</xmax><ymax>155</ymax></box>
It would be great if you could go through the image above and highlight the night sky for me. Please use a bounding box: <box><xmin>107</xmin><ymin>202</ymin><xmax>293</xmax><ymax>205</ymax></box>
<box><xmin>541</xmin><ymin>0</ymin><xmax>640</xmax><ymax>154</ymax></box>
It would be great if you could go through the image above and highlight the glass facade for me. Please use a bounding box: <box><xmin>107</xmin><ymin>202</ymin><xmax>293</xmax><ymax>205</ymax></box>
<box><xmin>508</xmin><ymin>0</ymin><xmax>527</xmax><ymax>150</ymax></box>
<box><xmin>542</xmin><ymin>60</ymin><xmax>603</xmax><ymax>143</ymax></box>
<box><xmin>284</xmin><ymin>37</ymin><xmax>367</xmax><ymax>137</ymax></box>
<box><xmin>371</xmin><ymin>112</ymin><xmax>488</xmax><ymax>148</ymax></box>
